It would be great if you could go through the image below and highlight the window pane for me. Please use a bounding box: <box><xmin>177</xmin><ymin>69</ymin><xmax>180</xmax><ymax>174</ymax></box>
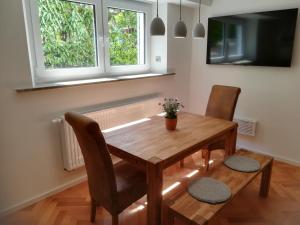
<box><xmin>38</xmin><ymin>0</ymin><xmax>97</xmax><ymax>69</ymax></box>
<box><xmin>227</xmin><ymin>24</ymin><xmax>243</xmax><ymax>57</ymax></box>
<box><xmin>210</xmin><ymin>20</ymin><xmax>225</xmax><ymax>58</ymax></box>
<box><xmin>108</xmin><ymin>8</ymin><xmax>145</xmax><ymax>66</ymax></box>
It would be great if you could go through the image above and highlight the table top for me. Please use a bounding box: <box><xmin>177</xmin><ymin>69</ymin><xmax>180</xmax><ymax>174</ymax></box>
<box><xmin>104</xmin><ymin>112</ymin><xmax>235</xmax><ymax>167</ymax></box>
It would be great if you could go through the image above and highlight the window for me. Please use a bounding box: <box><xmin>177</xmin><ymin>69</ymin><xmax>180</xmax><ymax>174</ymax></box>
<box><xmin>108</xmin><ymin>8</ymin><xmax>145</xmax><ymax>66</ymax></box>
<box><xmin>209</xmin><ymin>20</ymin><xmax>244</xmax><ymax>63</ymax></box>
<box><xmin>209</xmin><ymin>20</ymin><xmax>225</xmax><ymax>59</ymax></box>
<box><xmin>103</xmin><ymin>0</ymin><xmax>150</xmax><ymax>74</ymax></box>
<box><xmin>227</xmin><ymin>24</ymin><xmax>243</xmax><ymax>57</ymax></box>
<box><xmin>23</xmin><ymin>0</ymin><xmax>151</xmax><ymax>85</ymax></box>
<box><xmin>38</xmin><ymin>0</ymin><xmax>97</xmax><ymax>69</ymax></box>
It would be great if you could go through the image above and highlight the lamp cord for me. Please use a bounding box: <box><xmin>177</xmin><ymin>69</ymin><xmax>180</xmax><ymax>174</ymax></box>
<box><xmin>180</xmin><ymin>0</ymin><xmax>182</xmax><ymax>20</ymax></box>
<box><xmin>157</xmin><ymin>0</ymin><xmax>159</xmax><ymax>17</ymax></box>
<box><xmin>199</xmin><ymin>0</ymin><xmax>201</xmax><ymax>22</ymax></box>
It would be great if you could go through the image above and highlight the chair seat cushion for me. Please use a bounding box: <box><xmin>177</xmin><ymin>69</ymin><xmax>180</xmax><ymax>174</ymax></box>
<box><xmin>114</xmin><ymin>161</ymin><xmax>147</xmax><ymax>212</ymax></box>
<box><xmin>188</xmin><ymin>177</ymin><xmax>231</xmax><ymax>204</ymax></box>
<box><xmin>224</xmin><ymin>155</ymin><xmax>260</xmax><ymax>173</ymax></box>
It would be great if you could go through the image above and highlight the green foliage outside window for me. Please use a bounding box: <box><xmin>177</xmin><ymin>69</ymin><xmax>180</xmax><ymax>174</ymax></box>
<box><xmin>108</xmin><ymin>8</ymin><xmax>140</xmax><ymax>66</ymax></box>
<box><xmin>38</xmin><ymin>0</ymin><xmax>97</xmax><ymax>68</ymax></box>
<box><xmin>210</xmin><ymin>20</ymin><xmax>224</xmax><ymax>46</ymax></box>
<box><xmin>38</xmin><ymin>0</ymin><xmax>142</xmax><ymax>69</ymax></box>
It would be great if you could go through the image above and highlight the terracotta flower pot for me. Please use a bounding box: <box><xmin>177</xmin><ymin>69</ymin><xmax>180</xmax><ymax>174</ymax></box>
<box><xmin>165</xmin><ymin>118</ymin><xmax>177</xmax><ymax>130</ymax></box>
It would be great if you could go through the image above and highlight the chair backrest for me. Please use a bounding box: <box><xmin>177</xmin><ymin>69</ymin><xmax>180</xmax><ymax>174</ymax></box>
<box><xmin>205</xmin><ymin>85</ymin><xmax>241</xmax><ymax>121</ymax></box>
<box><xmin>65</xmin><ymin>112</ymin><xmax>117</xmax><ymax>213</ymax></box>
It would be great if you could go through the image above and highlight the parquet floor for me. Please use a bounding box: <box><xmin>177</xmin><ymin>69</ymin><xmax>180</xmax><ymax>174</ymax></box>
<box><xmin>1</xmin><ymin>150</ymin><xmax>300</xmax><ymax>225</ymax></box>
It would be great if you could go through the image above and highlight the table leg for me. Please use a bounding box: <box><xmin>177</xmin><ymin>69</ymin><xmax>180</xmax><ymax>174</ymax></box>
<box><xmin>147</xmin><ymin>157</ymin><xmax>163</xmax><ymax>225</ymax></box>
<box><xmin>225</xmin><ymin>124</ymin><xmax>238</xmax><ymax>156</ymax></box>
<box><xmin>260</xmin><ymin>159</ymin><xmax>273</xmax><ymax>197</ymax></box>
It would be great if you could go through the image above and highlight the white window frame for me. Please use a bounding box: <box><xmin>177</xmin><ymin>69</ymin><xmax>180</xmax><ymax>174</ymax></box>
<box><xmin>210</xmin><ymin>21</ymin><xmax>245</xmax><ymax>63</ymax></box>
<box><xmin>23</xmin><ymin>0</ymin><xmax>151</xmax><ymax>85</ymax></box>
<box><xmin>102</xmin><ymin>0</ymin><xmax>151</xmax><ymax>75</ymax></box>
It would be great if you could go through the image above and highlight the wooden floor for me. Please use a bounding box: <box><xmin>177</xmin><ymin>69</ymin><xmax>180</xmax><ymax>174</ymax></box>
<box><xmin>1</xmin><ymin>150</ymin><xmax>300</xmax><ymax>225</ymax></box>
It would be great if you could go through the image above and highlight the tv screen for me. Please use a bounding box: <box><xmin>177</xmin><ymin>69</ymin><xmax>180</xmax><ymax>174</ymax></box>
<box><xmin>206</xmin><ymin>8</ymin><xmax>298</xmax><ymax>67</ymax></box>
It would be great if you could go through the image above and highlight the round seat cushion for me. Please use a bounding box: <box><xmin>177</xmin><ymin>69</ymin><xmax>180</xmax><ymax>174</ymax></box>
<box><xmin>224</xmin><ymin>155</ymin><xmax>260</xmax><ymax>173</ymax></box>
<box><xmin>187</xmin><ymin>177</ymin><xmax>231</xmax><ymax>204</ymax></box>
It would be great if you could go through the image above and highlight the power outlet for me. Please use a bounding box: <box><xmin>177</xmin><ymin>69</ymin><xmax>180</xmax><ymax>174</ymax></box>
<box><xmin>155</xmin><ymin>56</ymin><xmax>161</xmax><ymax>62</ymax></box>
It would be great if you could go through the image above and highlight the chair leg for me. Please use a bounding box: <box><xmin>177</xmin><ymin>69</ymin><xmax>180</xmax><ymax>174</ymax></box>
<box><xmin>90</xmin><ymin>199</ymin><xmax>97</xmax><ymax>223</ymax></box>
<box><xmin>202</xmin><ymin>149</ymin><xmax>211</xmax><ymax>171</ymax></box>
<box><xmin>112</xmin><ymin>214</ymin><xmax>119</xmax><ymax>225</ymax></box>
<box><xmin>167</xmin><ymin>209</ymin><xmax>174</xmax><ymax>225</ymax></box>
<box><xmin>180</xmin><ymin>159</ymin><xmax>185</xmax><ymax>168</ymax></box>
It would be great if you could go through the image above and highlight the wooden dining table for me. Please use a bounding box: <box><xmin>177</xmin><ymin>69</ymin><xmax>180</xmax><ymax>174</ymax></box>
<box><xmin>103</xmin><ymin>112</ymin><xmax>237</xmax><ymax>225</ymax></box>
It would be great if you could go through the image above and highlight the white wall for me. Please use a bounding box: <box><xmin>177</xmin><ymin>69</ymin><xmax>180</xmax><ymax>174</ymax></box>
<box><xmin>168</xmin><ymin>3</ymin><xmax>193</xmax><ymax>109</ymax></box>
<box><xmin>151</xmin><ymin>1</ymin><xmax>168</xmax><ymax>73</ymax></box>
<box><xmin>189</xmin><ymin>0</ymin><xmax>300</xmax><ymax>164</ymax></box>
<box><xmin>0</xmin><ymin>0</ymin><xmax>193</xmax><ymax>213</ymax></box>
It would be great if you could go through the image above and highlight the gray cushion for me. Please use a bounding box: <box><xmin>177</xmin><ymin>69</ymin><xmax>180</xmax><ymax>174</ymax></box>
<box><xmin>224</xmin><ymin>155</ymin><xmax>260</xmax><ymax>173</ymax></box>
<box><xmin>187</xmin><ymin>177</ymin><xmax>231</xmax><ymax>204</ymax></box>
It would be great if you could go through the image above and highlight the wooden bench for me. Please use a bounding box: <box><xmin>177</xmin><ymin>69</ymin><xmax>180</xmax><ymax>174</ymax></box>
<box><xmin>167</xmin><ymin>149</ymin><xmax>273</xmax><ymax>225</ymax></box>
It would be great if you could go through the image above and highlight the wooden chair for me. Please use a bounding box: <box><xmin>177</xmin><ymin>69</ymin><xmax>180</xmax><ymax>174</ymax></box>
<box><xmin>180</xmin><ymin>85</ymin><xmax>241</xmax><ymax>170</ymax></box>
<box><xmin>65</xmin><ymin>112</ymin><xmax>147</xmax><ymax>225</ymax></box>
<box><xmin>203</xmin><ymin>85</ymin><xmax>241</xmax><ymax>170</ymax></box>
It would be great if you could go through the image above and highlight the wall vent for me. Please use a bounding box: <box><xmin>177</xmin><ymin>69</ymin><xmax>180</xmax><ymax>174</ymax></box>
<box><xmin>233</xmin><ymin>117</ymin><xmax>257</xmax><ymax>136</ymax></box>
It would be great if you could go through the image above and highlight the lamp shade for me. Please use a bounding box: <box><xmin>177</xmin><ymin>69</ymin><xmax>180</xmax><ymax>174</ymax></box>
<box><xmin>174</xmin><ymin>20</ymin><xmax>187</xmax><ymax>38</ymax></box>
<box><xmin>150</xmin><ymin>17</ymin><xmax>165</xmax><ymax>36</ymax></box>
<box><xmin>193</xmin><ymin>22</ymin><xmax>205</xmax><ymax>38</ymax></box>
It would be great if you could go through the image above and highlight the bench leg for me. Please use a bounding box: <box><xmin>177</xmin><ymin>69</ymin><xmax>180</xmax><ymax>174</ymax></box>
<box><xmin>260</xmin><ymin>159</ymin><xmax>273</xmax><ymax>198</ymax></box>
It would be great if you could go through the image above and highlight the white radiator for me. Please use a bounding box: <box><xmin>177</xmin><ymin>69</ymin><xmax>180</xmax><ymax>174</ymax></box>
<box><xmin>59</xmin><ymin>97</ymin><xmax>162</xmax><ymax>171</ymax></box>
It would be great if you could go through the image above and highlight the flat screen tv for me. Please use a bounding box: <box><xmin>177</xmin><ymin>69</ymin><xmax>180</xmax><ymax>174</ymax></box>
<box><xmin>206</xmin><ymin>8</ymin><xmax>298</xmax><ymax>67</ymax></box>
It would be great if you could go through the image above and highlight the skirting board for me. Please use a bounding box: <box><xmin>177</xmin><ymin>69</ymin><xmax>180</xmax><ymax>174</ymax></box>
<box><xmin>236</xmin><ymin>143</ymin><xmax>300</xmax><ymax>167</ymax></box>
<box><xmin>0</xmin><ymin>175</ymin><xmax>87</xmax><ymax>217</ymax></box>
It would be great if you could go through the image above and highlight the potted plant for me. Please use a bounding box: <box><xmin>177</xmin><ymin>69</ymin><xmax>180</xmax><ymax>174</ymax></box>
<box><xmin>159</xmin><ymin>98</ymin><xmax>184</xmax><ymax>130</ymax></box>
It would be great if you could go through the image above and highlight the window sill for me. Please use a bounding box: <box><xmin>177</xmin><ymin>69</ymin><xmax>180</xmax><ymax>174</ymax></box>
<box><xmin>16</xmin><ymin>72</ymin><xmax>175</xmax><ymax>93</ymax></box>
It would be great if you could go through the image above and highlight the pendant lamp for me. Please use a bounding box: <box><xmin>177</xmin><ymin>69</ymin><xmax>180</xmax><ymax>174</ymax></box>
<box><xmin>150</xmin><ymin>0</ymin><xmax>165</xmax><ymax>36</ymax></box>
<box><xmin>193</xmin><ymin>0</ymin><xmax>205</xmax><ymax>38</ymax></box>
<box><xmin>174</xmin><ymin>0</ymin><xmax>187</xmax><ymax>38</ymax></box>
